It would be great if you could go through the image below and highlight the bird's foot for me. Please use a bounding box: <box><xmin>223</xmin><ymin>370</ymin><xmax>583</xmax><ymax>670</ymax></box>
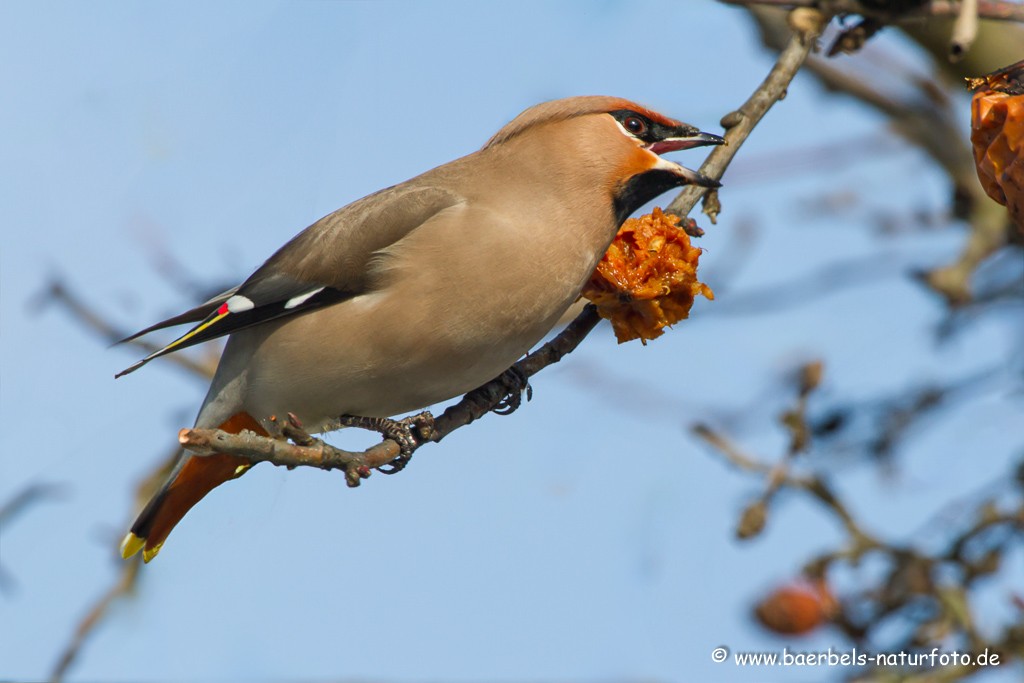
<box><xmin>493</xmin><ymin>366</ymin><xmax>533</xmax><ymax>415</ymax></box>
<box><xmin>338</xmin><ymin>411</ymin><xmax>435</xmax><ymax>474</ymax></box>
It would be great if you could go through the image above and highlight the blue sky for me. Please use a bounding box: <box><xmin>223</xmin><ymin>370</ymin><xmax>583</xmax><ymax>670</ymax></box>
<box><xmin>2</xmin><ymin>2</ymin><xmax>1021</xmax><ymax>682</ymax></box>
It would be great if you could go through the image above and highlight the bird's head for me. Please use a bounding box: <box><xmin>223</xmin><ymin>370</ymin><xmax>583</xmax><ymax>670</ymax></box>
<box><xmin>485</xmin><ymin>96</ymin><xmax>725</xmax><ymax>223</ymax></box>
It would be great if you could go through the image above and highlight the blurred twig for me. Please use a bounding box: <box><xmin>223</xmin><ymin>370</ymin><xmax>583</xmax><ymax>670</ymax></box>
<box><xmin>0</xmin><ymin>483</ymin><xmax>68</xmax><ymax>595</ymax></box>
<box><xmin>32</xmin><ymin>277</ymin><xmax>218</xmax><ymax>379</ymax></box>
<box><xmin>950</xmin><ymin>0</ymin><xmax>981</xmax><ymax>59</ymax></box>
<box><xmin>0</xmin><ymin>482</ymin><xmax>68</xmax><ymax>527</ymax></box>
<box><xmin>50</xmin><ymin>556</ymin><xmax>142</xmax><ymax>683</ymax></box>
<box><xmin>721</xmin><ymin>0</ymin><xmax>1024</xmax><ymax>24</ymax></box>
<box><xmin>695</xmin><ymin>360</ymin><xmax>1024</xmax><ymax>679</ymax></box>
<box><xmin>128</xmin><ymin>212</ymin><xmax>235</xmax><ymax>303</ymax></box>
<box><xmin>745</xmin><ymin>6</ymin><xmax>1014</xmax><ymax>305</ymax></box>
<box><xmin>49</xmin><ymin>446</ymin><xmax>181</xmax><ymax>683</ymax></box>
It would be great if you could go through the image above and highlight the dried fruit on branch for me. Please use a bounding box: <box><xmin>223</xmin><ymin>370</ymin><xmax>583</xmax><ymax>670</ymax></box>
<box><xmin>581</xmin><ymin>208</ymin><xmax>713</xmax><ymax>344</ymax></box>
<box><xmin>754</xmin><ymin>580</ymin><xmax>837</xmax><ymax>636</ymax></box>
<box><xmin>969</xmin><ymin>60</ymin><xmax>1024</xmax><ymax>237</ymax></box>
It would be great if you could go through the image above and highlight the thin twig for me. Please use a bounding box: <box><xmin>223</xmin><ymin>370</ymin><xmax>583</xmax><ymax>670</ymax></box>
<box><xmin>910</xmin><ymin>0</ymin><xmax>1024</xmax><ymax>20</ymax></box>
<box><xmin>48</xmin><ymin>447</ymin><xmax>181</xmax><ymax>682</ymax></box>
<box><xmin>50</xmin><ymin>557</ymin><xmax>142</xmax><ymax>683</ymax></box>
<box><xmin>720</xmin><ymin>0</ymin><xmax>1024</xmax><ymax>23</ymax></box>
<box><xmin>951</xmin><ymin>0</ymin><xmax>981</xmax><ymax>59</ymax></box>
<box><xmin>693</xmin><ymin>421</ymin><xmax>882</xmax><ymax>546</ymax></box>
<box><xmin>0</xmin><ymin>482</ymin><xmax>67</xmax><ymax>527</ymax></box>
<box><xmin>33</xmin><ymin>278</ymin><xmax>217</xmax><ymax>380</ymax></box>
<box><xmin>665</xmin><ymin>8</ymin><xmax>827</xmax><ymax>220</ymax></box>
<box><xmin>0</xmin><ymin>482</ymin><xmax>68</xmax><ymax>595</ymax></box>
<box><xmin>744</xmin><ymin>5</ymin><xmax>1011</xmax><ymax>305</ymax></box>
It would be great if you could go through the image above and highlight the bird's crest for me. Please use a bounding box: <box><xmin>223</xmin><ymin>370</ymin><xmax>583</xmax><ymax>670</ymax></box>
<box><xmin>483</xmin><ymin>96</ymin><xmax>681</xmax><ymax>149</ymax></box>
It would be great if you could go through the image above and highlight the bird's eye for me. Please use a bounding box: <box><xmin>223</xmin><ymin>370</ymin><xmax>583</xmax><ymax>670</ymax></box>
<box><xmin>624</xmin><ymin>117</ymin><xmax>646</xmax><ymax>135</ymax></box>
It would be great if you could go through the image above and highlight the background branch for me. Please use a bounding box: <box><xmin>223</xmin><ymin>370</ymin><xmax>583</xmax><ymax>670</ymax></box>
<box><xmin>721</xmin><ymin>0</ymin><xmax>1024</xmax><ymax>23</ymax></box>
<box><xmin>743</xmin><ymin>5</ymin><xmax>1016</xmax><ymax>304</ymax></box>
<box><xmin>666</xmin><ymin>9</ymin><xmax>827</xmax><ymax>220</ymax></box>
<box><xmin>33</xmin><ymin>277</ymin><xmax>218</xmax><ymax>380</ymax></box>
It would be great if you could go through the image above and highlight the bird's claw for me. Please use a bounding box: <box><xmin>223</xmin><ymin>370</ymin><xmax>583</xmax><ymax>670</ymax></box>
<box><xmin>376</xmin><ymin>454</ymin><xmax>411</xmax><ymax>475</ymax></box>
<box><xmin>338</xmin><ymin>411</ymin><xmax>435</xmax><ymax>473</ymax></box>
<box><xmin>493</xmin><ymin>366</ymin><xmax>532</xmax><ymax>415</ymax></box>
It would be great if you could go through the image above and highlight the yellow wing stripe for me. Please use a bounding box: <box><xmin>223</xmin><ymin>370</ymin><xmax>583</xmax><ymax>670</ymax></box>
<box><xmin>156</xmin><ymin>309</ymin><xmax>229</xmax><ymax>355</ymax></box>
<box><xmin>115</xmin><ymin>308</ymin><xmax>229</xmax><ymax>378</ymax></box>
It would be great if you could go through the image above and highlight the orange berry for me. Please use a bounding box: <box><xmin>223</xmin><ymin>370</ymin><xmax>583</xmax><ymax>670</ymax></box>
<box><xmin>754</xmin><ymin>581</ymin><xmax>836</xmax><ymax>636</ymax></box>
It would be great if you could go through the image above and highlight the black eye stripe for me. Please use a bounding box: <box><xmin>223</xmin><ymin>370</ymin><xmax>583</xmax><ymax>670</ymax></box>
<box><xmin>609</xmin><ymin>109</ymin><xmax>671</xmax><ymax>144</ymax></box>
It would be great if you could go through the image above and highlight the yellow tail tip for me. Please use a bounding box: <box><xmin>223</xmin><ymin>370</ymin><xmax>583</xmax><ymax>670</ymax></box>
<box><xmin>142</xmin><ymin>541</ymin><xmax>164</xmax><ymax>563</ymax></box>
<box><xmin>120</xmin><ymin>533</ymin><xmax>145</xmax><ymax>559</ymax></box>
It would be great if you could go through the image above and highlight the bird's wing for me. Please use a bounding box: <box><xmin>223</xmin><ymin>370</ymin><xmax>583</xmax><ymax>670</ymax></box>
<box><xmin>118</xmin><ymin>287</ymin><xmax>241</xmax><ymax>343</ymax></box>
<box><xmin>116</xmin><ymin>185</ymin><xmax>464</xmax><ymax>377</ymax></box>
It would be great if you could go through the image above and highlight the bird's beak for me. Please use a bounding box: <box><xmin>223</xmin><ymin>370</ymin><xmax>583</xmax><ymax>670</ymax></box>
<box><xmin>647</xmin><ymin>130</ymin><xmax>726</xmax><ymax>155</ymax></box>
<box><xmin>673</xmin><ymin>163</ymin><xmax>722</xmax><ymax>189</ymax></box>
<box><xmin>646</xmin><ymin>128</ymin><xmax>725</xmax><ymax>189</ymax></box>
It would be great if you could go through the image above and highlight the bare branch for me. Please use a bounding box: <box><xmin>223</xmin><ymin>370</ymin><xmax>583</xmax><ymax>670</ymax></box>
<box><xmin>951</xmin><ymin>0</ymin><xmax>981</xmax><ymax>59</ymax></box>
<box><xmin>0</xmin><ymin>482</ymin><xmax>67</xmax><ymax>527</ymax></box>
<box><xmin>913</xmin><ymin>0</ymin><xmax>1024</xmax><ymax>20</ymax></box>
<box><xmin>179</xmin><ymin>306</ymin><xmax>604</xmax><ymax>478</ymax></box>
<box><xmin>720</xmin><ymin>0</ymin><xmax>1024</xmax><ymax>23</ymax></box>
<box><xmin>693</xmin><ymin>421</ymin><xmax>882</xmax><ymax>547</ymax></box>
<box><xmin>666</xmin><ymin>8</ymin><xmax>827</xmax><ymax>220</ymax></box>
<box><xmin>0</xmin><ymin>482</ymin><xmax>68</xmax><ymax>595</ymax></box>
<box><xmin>47</xmin><ymin>446</ymin><xmax>182</xmax><ymax>683</ymax></box>
<box><xmin>696</xmin><ymin>353</ymin><xmax>1023</xmax><ymax>671</ymax></box>
<box><xmin>180</xmin><ymin>423</ymin><xmax>389</xmax><ymax>486</ymax></box>
<box><xmin>33</xmin><ymin>278</ymin><xmax>218</xmax><ymax>380</ymax></box>
<box><xmin>742</xmin><ymin>6</ymin><xmax>1012</xmax><ymax>305</ymax></box>
<box><xmin>50</xmin><ymin>557</ymin><xmax>142</xmax><ymax>683</ymax></box>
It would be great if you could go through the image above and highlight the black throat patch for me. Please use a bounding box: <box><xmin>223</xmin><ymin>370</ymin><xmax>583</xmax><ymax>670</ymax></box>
<box><xmin>612</xmin><ymin>169</ymin><xmax>686</xmax><ymax>226</ymax></box>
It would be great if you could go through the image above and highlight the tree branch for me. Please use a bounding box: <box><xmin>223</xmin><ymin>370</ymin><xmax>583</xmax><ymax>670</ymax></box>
<box><xmin>742</xmin><ymin>5</ymin><xmax>1013</xmax><ymax>305</ymax></box>
<box><xmin>720</xmin><ymin>0</ymin><xmax>1024</xmax><ymax>23</ymax></box>
<box><xmin>665</xmin><ymin>7</ymin><xmax>827</xmax><ymax>220</ymax></box>
<box><xmin>34</xmin><ymin>278</ymin><xmax>218</xmax><ymax>380</ymax></box>
<box><xmin>951</xmin><ymin>0</ymin><xmax>982</xmax><ymax>59</ymax></box>
<box><xmin>0</xmin><ymin>483</ymin><xmax>68</xmax><ymax>595</ymax></box>
<box><xmin>50</xmin><ymin>557</ymin><xmax>142</xmax><ymax>683</ymax></box>
<box><xmin>178</xmin><ymin>305</ymin><xmax>604</xmax><ymax>482</ymax></box>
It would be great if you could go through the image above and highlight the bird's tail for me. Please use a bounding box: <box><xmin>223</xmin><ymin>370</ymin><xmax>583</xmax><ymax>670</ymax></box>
<box><xmin>120</xmin><ymin>412</ymin><xmax>268</xmax><ymax>563</ymax></box>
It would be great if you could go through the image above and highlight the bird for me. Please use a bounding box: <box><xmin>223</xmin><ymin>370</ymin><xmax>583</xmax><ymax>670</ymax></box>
<box><xmin>117</xmin><ymin>96</ymin><xmax>724</xmax><ymax>562</ymax></box>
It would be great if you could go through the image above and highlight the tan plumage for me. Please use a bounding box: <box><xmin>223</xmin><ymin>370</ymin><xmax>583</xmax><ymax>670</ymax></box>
<box><xmin>119</xmin><ymin>96</ymin><xmax>723</xmax><ymax>561</ymax></box>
